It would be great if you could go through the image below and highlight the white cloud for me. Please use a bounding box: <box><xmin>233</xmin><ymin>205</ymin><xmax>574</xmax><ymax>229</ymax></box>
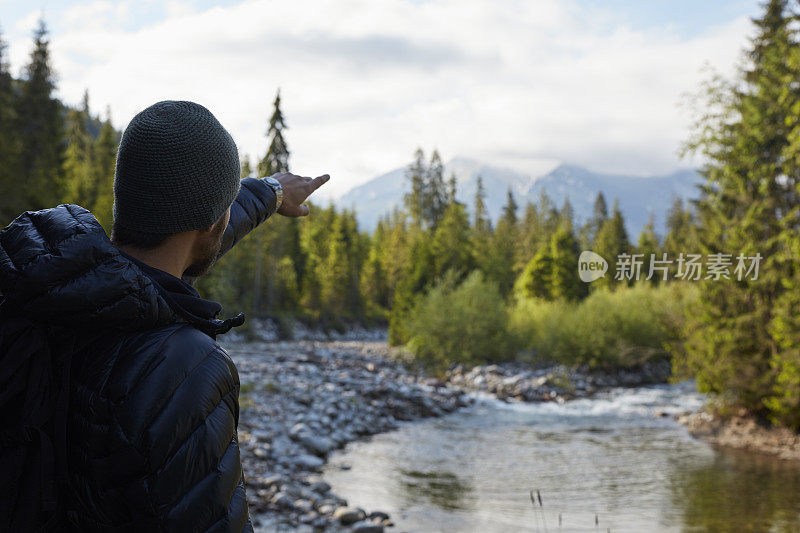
<box><xmin>5</xmin><ymin>0</ymin><xmax>753</xmax><ymax>199</ymax></box>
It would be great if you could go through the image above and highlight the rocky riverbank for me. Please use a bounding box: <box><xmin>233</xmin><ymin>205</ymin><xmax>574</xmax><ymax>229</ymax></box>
<box><xmin>445</xmin><ymin>358</ymin><xmax>671</xmax><ymax>402</ymax></box>
<box><xmin>677</xmin><ymin>409</ymin><xmax>800</xmax><ymax>461</ymax></box>
<box><xmin>227</xmin><ymin>317</ymin><xmax>388</xmax><ymax>344</ymax></box>
<box><xmin>225</xmin><ymin>339</ymin><xmax>673</xmax><ymax>531</ymax></box>
<box><xmin>225</xmin><ymin>340</ymin><xmax>472</xmax><ymax>532</ymax></box>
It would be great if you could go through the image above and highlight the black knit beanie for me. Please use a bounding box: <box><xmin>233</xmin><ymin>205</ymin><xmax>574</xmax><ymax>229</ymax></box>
<box><xmin>113</xmin><ymin>100</ymin><xmax>241</xmax><ymax>234</ymax></box>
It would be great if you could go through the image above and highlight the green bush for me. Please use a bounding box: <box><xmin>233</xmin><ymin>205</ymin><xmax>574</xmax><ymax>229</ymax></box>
<box><xmin>405</xmin><ymin>270</ymin><xmax>511</xmax><ymax>373</ymax></box>
<box><xmin>509</xmin><ymin>283</ymin><xmax>696</xmax><ymax>368</ymax></box>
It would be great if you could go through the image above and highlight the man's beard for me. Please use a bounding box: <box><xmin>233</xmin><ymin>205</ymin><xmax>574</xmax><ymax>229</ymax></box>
<box><xmin>184</xmin><ymin>223</ymin><xmax>225</xmax><ymax>278</ymax></box>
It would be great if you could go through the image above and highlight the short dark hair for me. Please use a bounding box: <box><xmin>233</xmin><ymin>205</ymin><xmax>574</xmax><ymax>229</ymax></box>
<box><xmin>111</xmin><ymin>223</ymin><xmax>171</xmax><ymax>250</ymax></box>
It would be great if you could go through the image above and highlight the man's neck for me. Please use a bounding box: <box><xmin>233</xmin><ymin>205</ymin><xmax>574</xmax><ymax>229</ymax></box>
<box><xmin>114</xmin><ymin>243</ymin><xmax>190</xmax><ymax>279</ymax></box>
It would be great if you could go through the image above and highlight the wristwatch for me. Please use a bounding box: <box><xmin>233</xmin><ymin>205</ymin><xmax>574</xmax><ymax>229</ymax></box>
<box><xmin>263</xmin><ymin>175</ymin><xmax>284</xmax><ymax>210</ymax></box>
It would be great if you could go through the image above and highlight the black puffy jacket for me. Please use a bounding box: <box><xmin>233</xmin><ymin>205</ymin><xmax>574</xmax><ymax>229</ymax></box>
<box><xmin>0</xmin><ymin>177</ymin><xmax>277</xmax><ymax>532</ymax></box>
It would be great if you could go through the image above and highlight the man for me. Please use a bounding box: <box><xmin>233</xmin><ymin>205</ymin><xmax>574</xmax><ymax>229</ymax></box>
<box><xmin>0</xmin><ymin>101</ymin><xmax>329</xmax><ymax>531</ymax></box>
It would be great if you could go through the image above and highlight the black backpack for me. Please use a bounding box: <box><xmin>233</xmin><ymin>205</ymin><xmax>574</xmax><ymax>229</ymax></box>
<box><xmin>0</xmin><ymin>310</ymin><xmax>74</xmax><ymax>532</ymax></box>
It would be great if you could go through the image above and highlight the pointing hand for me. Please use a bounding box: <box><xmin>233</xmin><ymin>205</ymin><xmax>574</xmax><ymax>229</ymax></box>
<box><xmin>272</xmin><ymin>172</ymin><xmax>331</xmax><ymax>217</ymax></box>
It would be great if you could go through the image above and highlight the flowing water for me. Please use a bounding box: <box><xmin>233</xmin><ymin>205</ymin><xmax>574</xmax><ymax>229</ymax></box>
<box><xmin>323</xmin><ymin>382</ymin><xmax>800</xmax><ymax>532</ymax></box>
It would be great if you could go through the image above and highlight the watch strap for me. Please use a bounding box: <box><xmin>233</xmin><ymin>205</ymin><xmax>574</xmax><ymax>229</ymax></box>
<box><xmin>264</xmin><ymin>176</ymin><xmax>283</xmax><ymax>211</ymax></box>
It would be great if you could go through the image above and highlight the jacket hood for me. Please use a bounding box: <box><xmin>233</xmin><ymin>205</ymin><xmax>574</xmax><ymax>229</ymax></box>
<box><xmin>0</xmin><ymin>204</ymin><xmax>175</xmax><ymax>330</ymax></box>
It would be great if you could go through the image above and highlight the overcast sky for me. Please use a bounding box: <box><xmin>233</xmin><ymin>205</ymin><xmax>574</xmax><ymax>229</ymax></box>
<box><xmin>2</xmin><ymin>0</ymin><xmax>761</xmax><ymax>199</ymax></box>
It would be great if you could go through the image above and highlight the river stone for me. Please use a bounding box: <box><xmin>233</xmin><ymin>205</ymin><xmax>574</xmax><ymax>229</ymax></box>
<box><xmin>281</xmin><ymin>483</ymin><xmax>303</xmax><ymax>497</ymax></box>
<box><xmin>260</xmin><ymin>474</ymin><xmax>287</xmax><ymax>487</ymax></box>
<box><xmin>312</xmin><ymin>516</ymin><xmax>329</xmax><ymax>528</ymax></box>
<box><xmin>269</xmin><ymin>436</ymin><xmax>292</xmax><ymax>456</ymax></box>
<box><xmin>350</xmin><ymin>521</ymin><xmax>384</xmax><ymax>533</ymax></box>
<box><xmin>298</xmin><ymin>486</ymin><xmax>317</xmax><ymax>500</ymax></box>
<box><xmin>310</xmin><ymin>480</ymin><xmax>332</xmax><ymax>494</ymax></box>
<box><xmin>299</xmin><ymin>512</ymin><xmax>318</xmax><ymax>524</ymax></box>
<box><xmin>270</xmin><ymin>492</ymin><xmax>293</xmax><ymax>508</ymax></box>
<box><xmin>250</xmin><ymin>428</ymin><xmax>272</xmax><ymax>441</ymax></box>
<box><xmin>299</xmin><ymin>434</ymin><xmax>335</xmax><ymax>456</ymax></box>
<box><xmin>333</xmin><ymin>506</ymin><xmax>364</xmax><ymax>525</ymax></box>
<box><xmin>316</xmin><ymin>503</ymin><xmax>336</xmax><ymax>514</ymax></box>
<box><xmin>293</xmin><ymin>454</ymin><xmax>324</xmax><ymax>470</ymax></box>
<box><xmin>368</xmin><ymin>511</ymin><xmax>390</xmax><ymax>521</ymax></box>
<box><xmin>293</xmin><ymin>499</ymin><xmax>313</xmax><ymax>513</ymax></box>
<box><xmin>296</xmin><ymin>393</ymin><xmax>313</xmax><ymax>406</ymax></box>
<box><xmin>289</xmin><ymin>422</ymin><xmax>310</xmax><ymax>439</ymax></box>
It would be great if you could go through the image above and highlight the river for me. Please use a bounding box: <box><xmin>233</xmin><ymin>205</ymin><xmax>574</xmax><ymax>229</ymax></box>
<box><xmin>323</xmin><ymin>382</ymin><xmax>800</xmax><ymax>532</ymax></box>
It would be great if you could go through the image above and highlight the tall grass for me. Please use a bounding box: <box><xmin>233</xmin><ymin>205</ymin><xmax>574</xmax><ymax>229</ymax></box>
<box><xmin>509</xmin><ymin>283</ymin><xmax>697</xmax><ymax>368</ymax></box>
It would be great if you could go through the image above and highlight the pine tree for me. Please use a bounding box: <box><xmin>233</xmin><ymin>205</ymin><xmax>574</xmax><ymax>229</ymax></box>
<box><xmin>298</xmin><ymin>207</ymin><xmax>332</xmax><ymax>317</ymax></box>
<box><xmin>537</xmin><ymin>189</ymin><xmax>559</xmax><ymax>241</ymax></box>
<box><xmin>548</xmin><ymin>225</ymin><xmax>585</xmax><ymax>301</ymax></box>
<box><xmin>501</xmin><ymin>187</ymin><xmax>518</xmax><ymax>225</ymax></box>
<box><xmin>515</xmin><ymin>247</ymin><xmax>552</xmax><ymax>300</ymax></box>
<box><xmin>472</xmin><ymin>175</ymin><xmax>490</xmax><ymax>232</ymax></box>
<box><xmin>515</xmin><ymin>224</ymin><xmax>585</xmax><ymax>301</ymax></box>
<box><xmin>580</xmin><ymin>192</ymin><xmax>609</xmax><ymax>250</ymax></box>
<box><xmin>663</xmin><ymin>197</ymin><xmax>696</xmax><ymax>258</ymax></box>
<box><xmin>360</xmin><ymin>228</ymin><xmax>390</xmax><ymax>319</ymax></box>
<box><xmin>593</xmin><ymin>191</ymin><xmax>608</xmax><ymax>221</ymax></box>
<box><xmin>517</xmin><ymin>201</ymin><xmax>541</xmax><ymax>268</ymax></box>
<box><xmin>423</xmin><ymin>150</ymin><xmax>447</xmax><ymax>228</ymax></box>
<box><xmin>241</xmin><ymin>155</ymin><xmax>253</xmax><ymax>178</ymax></box>
<box><xmin>0</xmin><ymin>27</ymin><xmax>21</xmax><ymax>223</ymax></box>
<box><xmin>768</xmin><ymin>4</ymin><xmax>800</xmax><ymax>428</ymax></box>
<box><xmin>380</xmin><ymin>208</ymin><xmax>412</xmax><ymax>302</ymax></box>
<box><xmin>636</xmin><ymin>214</ymin><xmax>660</xmax><ymax>283</ymax></box>
<box><xmin>254</xmin><ymin>90</ymin><xmax>292</xmax><ymax>314</ymax></box>
<box><xmin>280</xmin><ymin>217</ymin><xmax>305</xmax><ymax>312</ymax></box>
<box><xmin>16</xmin><ymin>19</ymin><xmax>65</xmax><ymax>210</ymax></box>
<box><xmin>343</xmin><ymin>210</ymin><xmax>368</xmax><ymax>320</ymax></box>
<box><xmin>520</xmin><ymin>189</ymin><xmax>560</xmax><ymax>265</ymax></box>
<box><xmin>320</xmin><ymin>210</ymin><xmax>353</xmax><ymax>322</ymax></box>
<box><xmin>91</xmin><ymin>107</ymin><xmax>117</xmax><ymax>231</ymax></box>
<box><xmin>63</xmin><ymin>91</ymin><xmax>94</xmax><ymax>209</ymax></box>
<box><xmin>592</xmin><ymin>200</ymin><xmax>630</xmax><ymax>290</ymax></box>
<box><xmin>403</xmin><ymin>148</ymin><xmax>426</xmax><ymax>227</ymax></box>
<box><xmin>487</xmin><ymin>188</ymin><xmax>519</xmax><ymax>296</ymax></box>
<box><xmin>471</xmin><ymin>175</ymin><xmax>493</xmax><ymax>275</ymax></box>
<box><xmin>446</xmin><ymin>172</ymin><xmax>457</xmax><ymax>204</ymax></box>
<box><xmin>431</xmin><ymin>201</ymin><xmax>473</xmax><ymax>280</ymax></box>
<box><xmin>388</xmin><ymin>226</ymin><xmax>436</xmax><ymax>345</ymax></box>
<box><xmin>678</xmin><ymin>0</ymin><xmax>800</xmax><ymax>422</ymax></box>
<box><xmin>558</xmin><ymin>197</ymin><xmax>574</xmax><ymax>230</ymax></box>
<box><xmin>257</xmin><ymin>89</ymin><xmax>289</xmax><ymax>177</ymax></box>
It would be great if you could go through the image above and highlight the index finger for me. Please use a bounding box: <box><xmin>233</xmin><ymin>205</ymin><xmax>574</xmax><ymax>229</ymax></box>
<box><xmin>307</xmin><ymin>174</ymin><xmax>330</xmax><ymax>193</ymax></box>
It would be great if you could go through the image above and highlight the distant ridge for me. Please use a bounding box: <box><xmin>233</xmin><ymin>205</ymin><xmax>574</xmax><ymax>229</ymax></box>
<box><xmin>338</xmin><ymin>157</ymin><xmax>700</xmax><ymax>236</ymax></box>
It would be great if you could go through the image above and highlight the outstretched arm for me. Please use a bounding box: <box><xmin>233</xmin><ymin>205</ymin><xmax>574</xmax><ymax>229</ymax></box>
<box><xmin>218</xmin><ymin>177</ymin><xmax>277</xmax><ymax>258</ymax></box>
<box><xmin>218</xmin><ymin>173</ymin><xmax>331</xmax><ymax>258</ymax></box>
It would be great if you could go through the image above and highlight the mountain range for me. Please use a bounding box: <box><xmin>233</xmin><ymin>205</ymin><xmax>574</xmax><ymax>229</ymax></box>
<box><xmin>337</xmin><ymin>157</ymin><xmax>701</xmax><ymax>237</ymax></box>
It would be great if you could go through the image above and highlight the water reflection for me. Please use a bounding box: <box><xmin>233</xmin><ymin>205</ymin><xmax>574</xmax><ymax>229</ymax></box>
<box><xmin>400</xmin><ymin>469</ymin><xmax>473</xmax><ymax>511</ymax></box>
<box><xmin>324</xmin><ymin>384</ymin><xmax>800</xmax><ymax>532</ymax></box>
<box><xmin>672</xmin><ymin>448</ymin><xmax>800</xmax><ymax>532</ymax></box>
